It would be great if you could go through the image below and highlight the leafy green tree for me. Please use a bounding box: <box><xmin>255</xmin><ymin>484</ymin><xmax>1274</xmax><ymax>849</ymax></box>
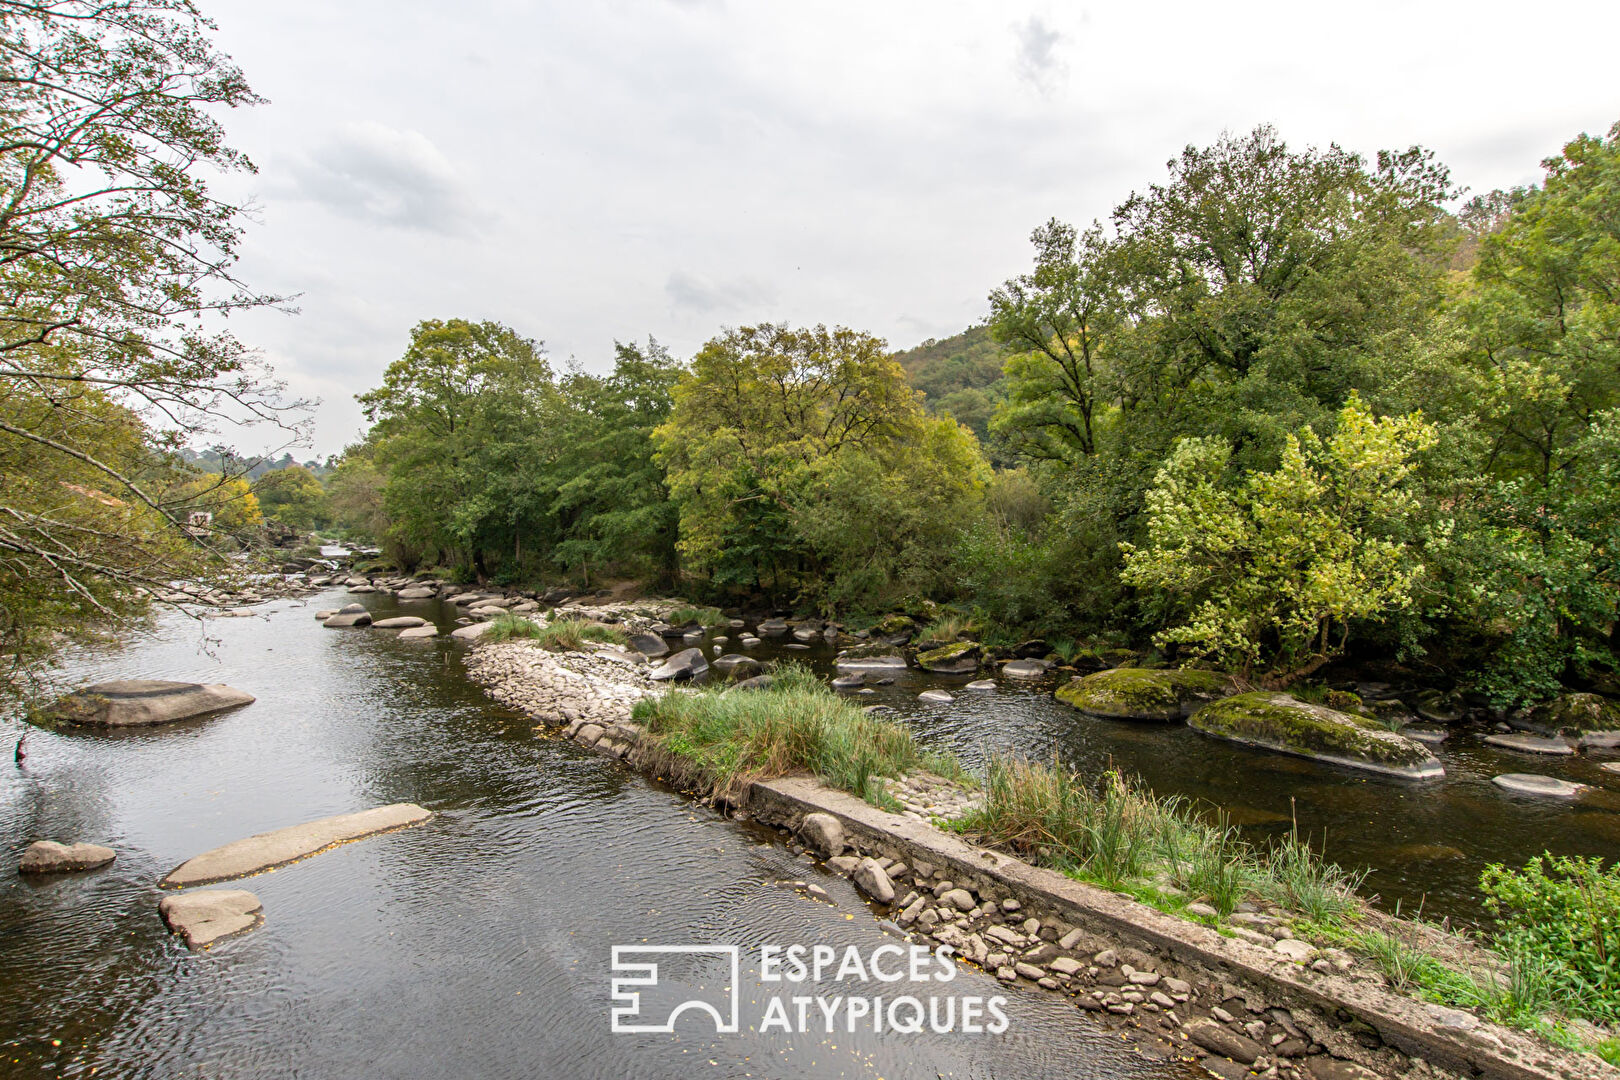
<box><xmin>357</xmin><ymin>319</ymin><xmax>555</xmax><ymax>578</ymax></box>
<box><xmin>547</xmin><ymin>340</ymin><xmax>681</xmax><ymax>584</ymax></box>
<box><xmin>1122</xmin><ymin>396</ymin><xmax>1437</xmax><ymax>681</ymax></box>
<box><xmin>656</xmin><ymin>323</ymin><xmax>988</xmax><ymax>608</ymax></box>
<box><xmin>255</xmin><ymin>465</ymin><xmax>329</xmax><ymax>531</ymax></box>
<box><xmin>0</xmin><ymin>1</ymin><xmax>294</xmax><ymax>696</ymax></box>
<box><xmin>987</xmin><ymin>220</ymin><xmax>1119</xmax><ymax>462</ymax></box>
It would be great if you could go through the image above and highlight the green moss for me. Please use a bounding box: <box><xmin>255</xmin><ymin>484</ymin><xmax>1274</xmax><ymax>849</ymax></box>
<box><xmin>874</xmin><ymin>614</ymin><xmax>917</xmax><ymax>636</ymax></box>
<box><xmin>915</xmin><ymin>641</ymin><xmax>982</xmax><ymax>671</ymax></box>
<box><xmin>1190</xmin><ymin>692</ymin><xmax>1442</xmax><ymax>777</ymax></box>
<box><xmin>1529</xmin><ymin>692</ymin><xmax>1620</xmax><ymax>738</ymax></box>
<box><xmin>1054</xmin><ymin>667</ymin><xmax>1235</xmax><ymax>721</ymax></box>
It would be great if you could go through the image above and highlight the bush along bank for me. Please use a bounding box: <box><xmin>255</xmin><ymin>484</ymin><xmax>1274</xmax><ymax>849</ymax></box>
<box><xmin>460</xmin><ymin>623</ymin><xmax>1614</xmax><ymax>1080</ymax></box>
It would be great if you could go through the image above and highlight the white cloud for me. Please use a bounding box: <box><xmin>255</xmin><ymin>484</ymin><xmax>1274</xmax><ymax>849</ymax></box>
<box><xmin>282</xmin><ymin>122</ymin><xmax>481</xmax><ymax>234</ymax></box>
<box><xmin>664</xmin><ymin>270</ymin><xmax>776</xmax><ymax>314</ymax></box>
<box><xmin>1013</xmin><ymin>15</ymin><xmax>1066</xmax><ymax>95</ymax></box>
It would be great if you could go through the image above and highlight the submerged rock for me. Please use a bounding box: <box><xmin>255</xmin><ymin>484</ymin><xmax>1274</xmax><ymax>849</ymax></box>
<box><xmin>1513</xmin><ymin>692</ymin><xmax>1620</xmax><ymax>748</ymax></box>
<box><xmin>650</xmin><ymin>647</ymin><xmax>708</xmax><ymax>681</ymax></box>
<box><xmin>1492</xmin><ymin>773</ymin><xmax>1584</xmax><ymax>798</ymax></box>
<box><xmin>915</xmin><ymin>641</ymin><xmax>981</xmax><ymax>674</ymax></box>
<box><xmin>159</xmin><ymin>889</ymin><xmax>263</xmax><ymax>948</ymax></box>
<box><xmin>1054</xmin><ymin>667</ymin><xmax>1234</xmax><ymax>721</ymax></box>
<box><xmin>162</xmin><ymin>803</ymin><xmax>434</xmax><ymax>888</ymax></box>
<box><xmin>19</xmin><ymin>840</ymin><xmax>116</xmax><ymax>873</ymax></box>
<box><xmin>1189</xmin><ymin>692</ymin><xmax>1444</xmax><ymax>779</ymax></box>
<box><xmin>45</xmin><ymin>679</ymin><xmax>255</xmax><ymax>727</ymax></box>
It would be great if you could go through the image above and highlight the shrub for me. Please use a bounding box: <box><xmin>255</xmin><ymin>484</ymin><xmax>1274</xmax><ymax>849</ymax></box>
<box><xmin>1480</xmin><ymin>853</ymin><xmax>1620</xmax><ymax>1021</ymax></box>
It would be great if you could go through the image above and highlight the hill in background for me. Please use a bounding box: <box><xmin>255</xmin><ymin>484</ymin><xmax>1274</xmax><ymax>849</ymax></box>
<box><xmin>891</xmin><ymin>324</ymin><xmax>1006</xmax><ymax>444</ymax></box>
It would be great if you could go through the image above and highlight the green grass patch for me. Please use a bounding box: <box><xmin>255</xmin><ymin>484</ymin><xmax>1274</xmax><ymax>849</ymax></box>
<box><xmin>483</xmin><ymin>613</ymin><xmax>545</xmax><ymax>641</ymax></box>
<box><xmin>953</xmin><ymin>754</ymin><xmax>1365</xmax><ymax>921</ymax></box>
<box><xmin>486</xmin><ymin>613</ymin><xmax>629</xmax><ymax>649</ymax></box>
<box><xmin>631</xmin><ymin>664</ymin><xmax>939</xmax><ymax>804</ymax></box>
<box><xmin>668</xmin><ymin>605</ymin><xmax>726</xmax><ymax>627</ymax></box>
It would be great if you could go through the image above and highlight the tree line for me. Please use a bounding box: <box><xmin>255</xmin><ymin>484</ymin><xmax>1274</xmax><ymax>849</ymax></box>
<box><xmin>327</xmin><ymin>118</ymin><xmax>1619</xmax><ymax>707</ymax></box>
<box><xmin>2</xmin><ymin>3</ymin><xmax>1615</xmax><ymax>711</ymax></box>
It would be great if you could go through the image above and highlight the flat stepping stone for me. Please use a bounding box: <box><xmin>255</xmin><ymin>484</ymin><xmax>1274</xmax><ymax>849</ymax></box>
<box><xmin>1402</xmin><ymin>727</ymin><xmax>1449</xmax><ymax>744</ymax></box>
<box><xmin>1602</xmin><ymin>762</ymin><xmax>1620</xmax><ymax>775</ymax></box>
<box><xmin>398</xmin><ymin>625</ymin><xmax>439</xmax><ymax>639</ymax></box>
<box><xmin>161</xmin><ymin>803</ymin><xmax>433</xmax><ymax>888</ymax></box>
<box><xmin>323</xmin><ymin>611</ymin><xmax>373</xmax><ymax>628</ymax></box>
<box><xmin>19</xmin><ymin>840</ymin><xmax>116</xmax><ymax>873</ymax></box>
<box><xmin>44</xmin><ymin>680</ymin><xmax>254</xmax><ymax>727</ymax></box>
<box><xmin>1491</xmin><ymin>773</ymin><xmax>1584</xmax><ymax>797</ymax></box>
<box><xmin>371</xmin><ymin>616</ymin><xmax>427</xmax><ymax>629</ymax></box>
<box><xmin>964</xmin><ymin>680</ymin><xmax>997</xmax><ymax>691</ymax></box>
<box><xmin>1000</xmin><ymin>660</ymin><xmax>1049</xmax><ymax>678</ymax></box>
<box><xmin>450</xmin><ymin>621</ymin><xmax>494</xmax><ymax>640</ymax></box>
<box><xmin>918</xmin><ymin>689</ymin><xmax>953</xmax><ymax>703</ymax></box>
<box><xmin>160</xmin><ymin>889</ymin><xmax>263</xmax><ymax>948</ymax></box>
<box><xmin>1484</xmin><ymin>733</ymin><xmax>1574</xmax><ymax>755</ymax></box>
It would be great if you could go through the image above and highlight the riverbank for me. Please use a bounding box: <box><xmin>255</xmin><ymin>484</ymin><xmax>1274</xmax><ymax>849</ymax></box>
<box><xmin>456</xmin><ymin>608</ymin><xmax>1613</xmax><ymax>1080</ymax></box>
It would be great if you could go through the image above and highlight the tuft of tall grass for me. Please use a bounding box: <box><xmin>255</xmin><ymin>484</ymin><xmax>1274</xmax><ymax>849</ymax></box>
<box><xmin>489</xmin><ymin>614</ymin><xmax>629</xmax><ymax>650</ymax></box>
<box><xmin>631</xmin><ymin>663</ymin><xmax>934</xmax><ymax>804</ymax></box>
<box><xmin>1260</xmin><ymin>803</ymin><xmax>1366</xmax><ymax>922</ymax></box>
<box><xmin>669</xmin><ymin>605</ymin><xmax>726</xmax><ymax>627</ymax></box>
<box><xmin>483</xmin><ymin>612</ymin><xmax>545</xmax><ymax>642</ymax></box>
<box><xmin>917</xmin><ymin>612</ymin><xmax>974</xmax><ymax>645</ymax></box>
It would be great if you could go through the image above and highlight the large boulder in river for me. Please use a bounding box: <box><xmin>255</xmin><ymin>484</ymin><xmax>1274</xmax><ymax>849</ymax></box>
<box><xmin>19</xmin><ymin>840</ymin><xmax>116</xmax><ymax>873</ymax></box>
<box><xmin>1055</xmin><ymin>667</ymin><xmax>1233</xmax><ymax>721</ymax></box>
<box><xmin>650</xmin><ymin>647</ymin><xmax>709</xmax><ymax>681</ymax></box>
<box><xmin>1512</xmin><ymin>692</ymin><xmax>1620</xmax><ymax>748</ymax></box>
<box><xmin>1190</xmin><ymin>692</ymin><xmax>1443</xmax><ymax>779</ymax></box>
<box><xmin>915</xmin><ymin>641</ymin><xmax>981</xmax><ymax>674</ymax></box>
<box><xmin>46</xmin><ymin>679</ymin><xmax>254</xmax><ymax>727</ymax></box>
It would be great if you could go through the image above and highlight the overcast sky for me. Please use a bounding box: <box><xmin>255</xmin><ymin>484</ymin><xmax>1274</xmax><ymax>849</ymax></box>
<box><xmin>203</xmin><ymin>0</ymin><xmax>1620</xmax><ymax>458</ymax></box>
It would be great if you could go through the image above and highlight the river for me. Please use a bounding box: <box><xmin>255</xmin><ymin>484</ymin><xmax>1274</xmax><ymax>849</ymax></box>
<box><xmin>0</xmin><ymin>592</ymin><xmax>1196</xmax><ymax>1080</ymax></box>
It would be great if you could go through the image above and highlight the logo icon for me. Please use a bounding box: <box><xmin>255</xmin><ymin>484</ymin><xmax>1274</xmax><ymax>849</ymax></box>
<box><xmin>610</xmin><ymin>945</ymin><xmax>740</xmax><ymax>1034</ymax></box>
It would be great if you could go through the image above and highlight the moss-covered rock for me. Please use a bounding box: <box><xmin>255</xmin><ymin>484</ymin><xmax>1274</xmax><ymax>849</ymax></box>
<box><xmin>1054</xmin><ymin>667</ymin><xmax>1235</xmax><ymax>721</ymax></box>
<box><xmin>915</xmin><ymin>641</ymin><xmax>981</xmax><ymax>674</ymax></box>
<box><xmin>874</xmin><ymin>614</ymin><xmax>917</xmax><ymax>637</ymax></box>
<box><xmin>1514</xmin><ymin>692</ymin><xmax>1620</xmax><ymax>747</ymax></box>
<box><xmin>1189</xmin><ymin>692</ymin><xmax>1443</xmax><ymax>779</ymax></box>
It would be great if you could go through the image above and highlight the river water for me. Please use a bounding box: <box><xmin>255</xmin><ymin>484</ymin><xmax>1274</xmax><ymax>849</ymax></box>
<box><xmin>0</xmin><ymin>592</ymin><xmax>1194</xmax><ymax>1080</ymax></box>
<box><xmin>748</xmin><ymin>640</ymin><xmax>1620</xmax><ymax>925</ymax></box>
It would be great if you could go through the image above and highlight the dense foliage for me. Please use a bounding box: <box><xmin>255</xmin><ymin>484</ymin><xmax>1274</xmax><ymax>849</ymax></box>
<box><xmin>338</xmin><ymin>120</ymin><xmax>1620</xmax><ymax>707</ymax></box>
<box><xmin>0</xmin><ymin>1</ymin><xmax>295</xmax><ymax>697</ymax></box>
